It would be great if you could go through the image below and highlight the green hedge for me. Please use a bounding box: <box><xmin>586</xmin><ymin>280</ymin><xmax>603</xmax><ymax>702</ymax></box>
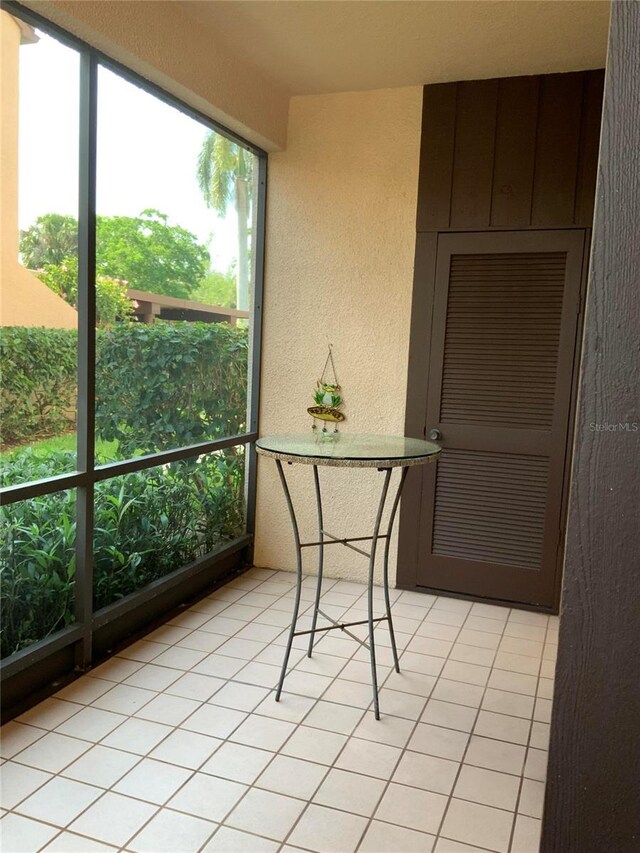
<box><xmin>1</xmin><ymin>322</ymin><xmax>248</xmax><ymax>452</ymax></box>
<box><xmin>0</xmin><ymin>322</ymin><xmax>249</xmax><ymax>658</ymax></box>
<box><xmin>0</xmin><ymin>327</ymin><xmax>76</xmax><ymax>445</ymax></box>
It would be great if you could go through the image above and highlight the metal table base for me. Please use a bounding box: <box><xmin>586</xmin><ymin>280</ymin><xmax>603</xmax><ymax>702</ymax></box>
<box><xmin>274</xmin><ymin>461</ymin><xmax>409</xmax><ymax>719</ymax></box>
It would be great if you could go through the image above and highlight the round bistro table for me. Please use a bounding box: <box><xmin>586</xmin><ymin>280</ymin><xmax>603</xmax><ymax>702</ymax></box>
<box><xmin>256</xmin><ymin>433</ymin><xmax>441</xmax><ymax>719</ymax></box>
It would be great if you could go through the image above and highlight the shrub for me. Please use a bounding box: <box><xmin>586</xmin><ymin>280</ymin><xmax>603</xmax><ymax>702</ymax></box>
<box><xmin>0</xmin><ymin>327</ymin><xmax>76</xmax><ymax>446</ymax></box>
<box><xmin>0</xmin><ymin>448</ymin><xmax>245</xmax><ymax>658</ymax></box>
<box><xmin>95</xmin><ymin>322</ymin><xmax>248</xmax><ymax>457</ymax></box>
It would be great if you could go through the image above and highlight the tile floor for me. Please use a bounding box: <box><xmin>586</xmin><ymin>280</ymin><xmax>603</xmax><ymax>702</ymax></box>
<box><xmin>0</xmin><ymin>567</ymin><xmax>557</xmax><ymax>853</ymax></box>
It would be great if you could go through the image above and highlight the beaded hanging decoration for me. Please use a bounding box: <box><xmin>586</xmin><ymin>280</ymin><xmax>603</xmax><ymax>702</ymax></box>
<box><xmin>308</xmin><ymin>344</ymin><xmax>345</xmax><ymax>438</ymax></box>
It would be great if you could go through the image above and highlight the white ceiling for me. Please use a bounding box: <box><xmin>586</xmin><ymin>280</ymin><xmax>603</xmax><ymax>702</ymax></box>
<box><xmin>183</xmin><ymin>0</ymin><xmax>610</xmax><ymax>96</ymax></box>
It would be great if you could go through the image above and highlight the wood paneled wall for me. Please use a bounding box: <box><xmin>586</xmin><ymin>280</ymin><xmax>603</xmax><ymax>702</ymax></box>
<box><xmin>416</xmin><ymin>71</ymin><xmax>604</xmax><ymax>232</ymax></box>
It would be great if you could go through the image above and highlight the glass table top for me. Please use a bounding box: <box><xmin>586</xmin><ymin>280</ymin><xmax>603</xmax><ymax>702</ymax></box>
<box><xmin>255</xmin><ymin>433</ymin><xmax>441</xmax><ymax>468</ymax></box>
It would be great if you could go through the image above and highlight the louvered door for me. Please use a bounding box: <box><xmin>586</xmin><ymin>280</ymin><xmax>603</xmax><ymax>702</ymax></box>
<box><xmin>416</xmin><ymin>230</ymin><xmax>585</xmax><ymax>606</ymax></box>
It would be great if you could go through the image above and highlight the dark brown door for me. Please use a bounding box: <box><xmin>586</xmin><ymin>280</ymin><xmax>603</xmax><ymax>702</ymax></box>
<box><xmin>417</xmin><ymin>230</ymin><xmax>585</xmax><ymax>607</ymax></box>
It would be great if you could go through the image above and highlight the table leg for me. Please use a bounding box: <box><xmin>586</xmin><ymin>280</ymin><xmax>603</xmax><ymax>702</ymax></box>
<box><xmin>383</xmin><ymin>466</ymin><xmax>409</xmax><ymax>673</ymax></box>
<box><xmin>307</xmin><ymin>465</ymin><xmax>324</xmax><ymax>658</ymax></box>
<box><xmin>369</xmin><ymin>468</ymin><xmax>393</xmax><ymax>719</ymax></box>
<box><xmin>274</xmin><ymin>459</ymin><xmax>303</xmax><ymax>702</ymax></box>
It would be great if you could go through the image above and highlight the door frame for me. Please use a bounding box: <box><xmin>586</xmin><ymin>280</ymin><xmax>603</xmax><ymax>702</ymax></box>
<box><xmin>397</xmin><ymin>227</ymin><xmax>590</xmax><ymax>613</ymax></box>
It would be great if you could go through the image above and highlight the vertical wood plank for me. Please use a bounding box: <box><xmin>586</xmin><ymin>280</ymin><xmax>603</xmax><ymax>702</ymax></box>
<box><xmin>531</xmin><ymin>73</ymin><xmax>584</xmax><ymax>226</ymax></box>
<box><xmin>542</xmin><ymin>2</ymin><xmax>640</xmax><ymax>850</ymax></box>
<box><xmin>574</xmin><ymin>69</ymin><xmax>606</xmax><ymax>226</ymax></box>
<box><xmin>416</xmin><ymin>84</ymin><xmax>457</xmax><ymax>231</ymax></box>
<box><xmin>490</xmin><ymin>76</ymin><xmax>539</xmax><ymax>227</ymax></box>
<box><xmin>450</xmin><ymin>79</ymin><xmax>499</xmax><ymax>228</ymax></box>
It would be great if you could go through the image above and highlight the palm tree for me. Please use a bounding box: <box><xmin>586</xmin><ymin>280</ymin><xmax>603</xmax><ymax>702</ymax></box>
<box><xmin>197</xmin><ymin>133</ymin><xmax>253</xmax><ymax>311</ymax></box>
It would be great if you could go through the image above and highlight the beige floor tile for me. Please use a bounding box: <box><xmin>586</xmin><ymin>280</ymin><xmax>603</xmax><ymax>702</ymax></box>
<box><xmin>421</xmin><ymin>699</ymin><xmax>477</xmax><ymax>733</ymax></box>
<box><xmin>400</xmin><ymin>651</ymin><xmax>445</xmax><ymax>677</ymax></box>
<box><xmin>503</xmin><ymin>623</ymin><xmax>546</xmax><ymax>642</ymax></box>
<box><xmin>449</xmin><ymin>643</ymin><xmax>496</xmax><ymax>667</ymax></box>
<box><xmin>518</xmin><ymin>778</ymin><xmax>545</xmax><ymax>818</ymax></box>
<box><xmin>416</xmin><ymin>621</ymin><xmax>460</xmax><ymax>642</ymax></box>
<box><xmin>281</xmin><ymin>725</ymin><xmax>347</xmax><ymax>765</ymax></box>
<box><xmin>168</xmin><ymin>611</ymin><xmax>213</xmax><ymax>630</ymax></box>
<box><xmin>145</xmin><ymin>624</ymin><xmax>192</xmax><ymax>644</ymax></box>
<box><xmin>482</xmin><ymin>689</ymin><xmax>535</xmax><ymax>720</ymax></box>
<box><xmin>0</xmin><ymin>762</ymin><xmax>52</xmax><ymax>809</ymax></box>
<box><xmin>55</xmin><ymin>707</ymin><xmax>126</xmax><ymax>741</ymax></box>
<box><xmin>175</xmin><ymin>630</ymin><xmax>228</xmax><ymax>653</ymax></box>
<box><xmin>533</xmin><ymin>697</ymin><xmax>553</xmax><ymax>723</ymax></box>
<box><xmin>507</xmin><ymin>610</ymin><xmax>549</xmax><ymax>628</ymax></box>
<box><xmin>235</xmin><ymin>622</ymin><xmax>285</xmax><ymax>643</ymax></box>
<box><xmin>474</xmin><ymin>711</ymin><xmax>531</xmax><ymax>746</ymax></box>
<box><xmin>113</xmin><ymin>757</ymin><xmax>192</xmax><ymax>804</ymax></box>
<box><xmin>539</xmin><ymin>658</ymin><xmax>556</xmax><ymax>680</ymax></box>
<box><xmin>17</xmin><ymin>698</ymin><xmax>84</xmax><ymax>731</ymax></box>
<box><xmin>372</xmin><ymin>688</ymin><xmax>427</xmax><ymax>721</ymax></box>
<box><xmin>488</xmin><ymin>670</ymin><xmax>538</xmax><ymax>696</ymax></box>
<box><xmin>441</xmin><ymin>660</ymin><xmax>491</xmax><ymax>687</ymax></box>
<box><xmin>87</xmin><ymin>657</ymin><xmax>143</xmax><ymax>683</ymax></box>
<box><xmin>375</xmin><ymin>782</ymin><xmax>448</xmax><ymax>834</ymax></box>
<box><xmin>440</xmin><ymin>798</ymin><xmax>514</xmax><ymax>853</ymax></box>
<box><xmin>431</xmin><ymin>679</ymin><xmax>484</xmax><ymax>708</ymax></box>
<box><xmin>193</xmin><ymin>653</ymin><xmax>246</xmax><ymax>679</ymax></box>
<box><xmin>382</xmin><ymin>669</ymin><xmax>437</xmax><ymax>698</ymax></box>
<box><xmin>152</xmin><ymin>646</ymin><xmax>209</xmax><ymax>670</ymax></box>
<box><xmin>469</xmin><ymin>603</ymin><xmax>507</xmax><ymax>621</ymax></box>
<box><xmin>256</xmin><ymin>754</ymin><xmax>326</xmax><ymax>799</ymax></box>
<box><xmin>254</xmin><ymin>691</ymin><xmax>315</xmax><ymax>723</ymax></box>
<box><xmin>537</xmin><ymin>678</ymin><xmax>554</xmax><ymax>700</ymax></box>
<box><xmin>227</xmin><ymin>787</ymin><xmax>306</xmax><ymax>840</ymax></box>
<box><xmin>0</xmin><ymin>722</ymin><xmax>46</xmax><ymax>759</ymax></box>
<box><xmin>12</xmin><ymin>732</ymin><xmax>91</xmax><ymax>773</ymax></box>
<box><xmin>0</xmin><ymin>813</ymin><xmax>60</xmax><ymax>852</ymax></box>
<box><xmin>425</xmin><ymin>610</ymin><xmax>466</xmax><ymax>628</ymax></box>
<box><xmin>16</xmin><ymin>776</ymin><xmax>102</xmax><ymax>826</ymax></box>
<box><xmin>406</xmin><ymin>635</ymin><xmax>454</xmax><ymax>658</ymax></box>
<box><xmin>203</xmin><ymin>826</ymin><xmax>279</xmax><ymax>852</ymax></box>
<box><xmin>101</xmin><ymin>717</ymin><xmax>172</xmax><ymax>755</ymax></box>
<box><xmin>123</xmin><ymin>664</ymin><xmax>182</xmax><ymax>692</ymax></box>
<box><xmin>43</xmin><ymin>831</ymin><xmax>118</xmax><ymax>851</ymax></box>
<box><xmin>135</xmin><ymin>693</ymin><xmax>203</xmax><ymax>727</ymax></box>
<box><xmin>359</xmin><ymin>820</ymin><xmax>436</xmax><ymax>852</ymax></box>
<box><xmin>69</xmin><ymin>791</ymin><xmax>158</xmax><ymax>847</ymax></box>
<box><xmin>91</xmin><ymin>683</ymin><xmax>157</xmax><ymax>715</ymax></box>
<box><xmin>201</xmin><ymin>741</ymin><xmax>272</xmax><ymax>783</ymax></box>
<box><xmin>296</xmin><ymin>651</ymin><xmax>348</xmax><ymax>677</ymax></box>
<box><xmin>465</xmin><ymin>736</ymin><xmax>526</xmax><ymax>775</ymax></box>
<box><xmin>524</xmin><ymin>747</ymin><xmax>548</xmax><ymax>782</ymax></box>
<box><xmin>167</xmin><ymin>772</ymin><xmax>247</xmax><ymax>823</ymax></box>
<box><xmin>454</xmin><ymin>764</ymin><xmax>520</xmax><ymax>811</ymax></box>
<box><xmin>498</xmin><ymin>638</ymin><xmax>543</xmax><ymax>659</ymax></box>
<box><xmin>288</xmin><ymin>803</ymin><xmax>368</xmax><ymax>853</ymax></box>
<box><xmin>128</xmin><ymin>808</ymin><xmax>217</xmax><ymax>853</ymax></box>
<box><xmin>463</xmin><ymin>616</ymin><xmax>505</xmax><ymax>635</ymax></box>
<box><xmin>303</xmin><ymin>700</ymin><xmax>364</xmax><ymax>734</ymax></box>
<box><xmin>150</xmin><ymin>729</ymin><xmax>222</xmax><ymax>770</ymax></box>
<box><xmin>353</xmin><ymin>711</ymin><xmax>414</xmax><ymax>748</ymax></box>
<box><xmin>228</xmin><ymin>713</ymin><xmax>295</xmax><ymax>751</ymax></box>
<box><xmin>335</xmin><ymin>737</ymin><xmax>401</xmax><ymax>779</ymax></box>
<box><xmin>279</xmin><ymin>669</ymin><xmax>333</xmax><ymax>699</ymax></box>
<box><xmin>117</xmin><ymin>639</ymin><xmax>169</xmax><ymax>662</ymax></box>
<box><xmin>54</xmin><ymin>678</ymin><xmax>115</xmax><ymax>705</ymax></box>
<box><xmin>321</xmin><ymin>677</ymin><xmax>375</xmax><ymax>708</ymax></box>
<box><xmin>231</xmin><ymin>660</ymin><xmax>280</xmax><ymax>688</ymax></box>
<box><xmin>435</xmin><ymin>839</ymin><xmax>498</xmax><ymax>853</ymax></box>
<box><xmin>456</xmin><ymin>629</ymin><xmax>501</xmax><ymax>650</ymax></box>
<box><xmin>210</xmin><ymin>681</ymin><xmax>270</xmax><ymax>712</ymax></box>
<box><xmin>313</xmin><ymin>767</ymin><xmax>386</xmax><ymax>816</ymax></box>
<box><xmin>61</xmin><ymin>744</ymin><xmax>140</xmax><ymax>787</ymax></box>
<box><xmin>511</xmin><ymin>814</ymin><xmax>541</xmax><ymax>852</ymax></box>
<box><xmin>493</xmin><ymin>652</ymin><xmax>540</xmax><ymax>677</ymax></box>
<box><xmin>408</xmin><ymin>723</ymin><xmax>470</xmax><ymax>761</ymax></box>
<box><xmin>393</xmin><ymin>750</ymin><xmax>459</xmax><ymax>795</ymax></box>
<box><xmin>198</xmin><ymin>616</ymin><xmax>246</xmax><ymax>637</ymax></box>
<box><xmin>165</xmin><ymin>672</ymin><xmax>225</xmax><ymax>702</ymax></box>
<box><xmin>529</xmin><ymin>722</ymin><xmax>550</xmax><ymax>751</ymax></box>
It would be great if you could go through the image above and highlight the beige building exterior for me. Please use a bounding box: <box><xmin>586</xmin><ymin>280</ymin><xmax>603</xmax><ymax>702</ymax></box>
<box><xmin>0</xmin><ymin>10</ymin><xmax>77</xmax><ymax>329</ymax></box>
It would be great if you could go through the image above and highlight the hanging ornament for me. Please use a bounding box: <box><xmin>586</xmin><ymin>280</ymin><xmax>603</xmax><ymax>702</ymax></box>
<box><xmin>308</xmin><ymin>344</ymin><xmax>345</xmax><ymax>439</ymax></box>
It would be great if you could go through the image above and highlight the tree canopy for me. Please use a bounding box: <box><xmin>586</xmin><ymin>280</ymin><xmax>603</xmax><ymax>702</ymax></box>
<box><xmin>20</xmin><ymin>210</ymin><xmax>210</xmax><ymax>299</ymax></box>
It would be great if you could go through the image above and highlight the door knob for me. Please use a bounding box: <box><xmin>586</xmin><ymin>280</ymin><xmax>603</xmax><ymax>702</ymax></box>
<box><xmin>428</xmin><ymin>428</ymin><xmax>442</xmax><ymax>441</ymax></box>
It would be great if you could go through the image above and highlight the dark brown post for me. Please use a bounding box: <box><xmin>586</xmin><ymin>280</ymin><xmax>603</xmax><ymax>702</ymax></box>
<box><xmin>541</xmin><ymin>2</ymin><xmax>640</xmax><ymax>851</ymax></box>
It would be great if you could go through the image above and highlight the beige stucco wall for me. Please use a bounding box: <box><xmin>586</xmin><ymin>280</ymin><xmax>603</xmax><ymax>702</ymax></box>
<box><xmin>254</xmin><ymin>88</ymin><xmax>423</xmax><ymax>584</ymax></box>
<box><xmin>24</xmin><ymin>0</ymin><xmax>290</xmax><ymax>152</ymax></box>
<box><xmin>0</xmin><ymin>10</ymin><xmax>77</xmax><ymax>329</ymax></box>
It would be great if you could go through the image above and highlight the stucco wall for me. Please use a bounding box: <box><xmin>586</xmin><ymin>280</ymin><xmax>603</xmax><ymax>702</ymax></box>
<box><xmin>0</xmin><ymin>10</ymin><xmax>77</xmax><ymax>329</ymax></box>
<box><xmin>255</xmin><ymin>87</ymin><xmax>423</xmax><ymax>584</ymax></box>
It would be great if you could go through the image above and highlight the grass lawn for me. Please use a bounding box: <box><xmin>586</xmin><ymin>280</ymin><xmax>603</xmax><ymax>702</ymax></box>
<box><xmin>0</xmin><ymin>432</ymin><xmax>119</xmax><ymax>464</ymax></box>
